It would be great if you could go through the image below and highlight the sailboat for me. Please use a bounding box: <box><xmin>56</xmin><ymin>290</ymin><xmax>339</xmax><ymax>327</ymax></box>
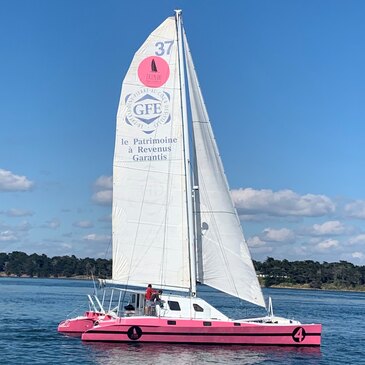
<box><xmin>58</xmin><ymin>10</ymin><xmax>321</xmax><ymax>346</ymax></box>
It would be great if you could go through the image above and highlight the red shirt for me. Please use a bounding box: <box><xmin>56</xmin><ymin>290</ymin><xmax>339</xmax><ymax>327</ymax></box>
<box><xmin>145</xmin><ymin>287</ymin><xmax>153</xmax><ymax>300</ymax></box>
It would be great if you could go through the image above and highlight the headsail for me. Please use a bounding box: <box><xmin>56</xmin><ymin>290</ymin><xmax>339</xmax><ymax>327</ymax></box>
<box><xmin>184</xmin><ymin>32</ymin><xmax>266</xmax><ymax>308</ymax></box>
<box><xmin>112</xmin><ymin>17</ymin><xmax>191</xmax><ymax>291</ymax></box>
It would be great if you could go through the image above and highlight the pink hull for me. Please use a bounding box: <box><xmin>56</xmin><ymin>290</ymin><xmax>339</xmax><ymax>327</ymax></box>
<box><xmin>82</xmin><ymin>317</ymin><xmax>321</xmax><ymax>346</ymax></box>
<box><xmin>58</xmin><ymin>311</ymin><xmax>104</xmax><ymax>335</ymax></box>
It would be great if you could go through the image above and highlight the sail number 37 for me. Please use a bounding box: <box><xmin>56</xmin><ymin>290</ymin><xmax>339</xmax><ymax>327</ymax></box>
<box><xmin>155</xmin><ymin>41</ymin><xmax>174</xmax><ymax>56</ymax></box>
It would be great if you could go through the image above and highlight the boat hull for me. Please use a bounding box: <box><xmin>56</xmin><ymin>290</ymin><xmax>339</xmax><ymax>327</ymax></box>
<box><xmin>58</xmin><ymin>311</ymin><xmax>104</xmax><ymax>335</ymax></box>
<box><xmin>81</xmin><ymin>317</ymin><xmax>321</xmax><ymax>346</ymax></box>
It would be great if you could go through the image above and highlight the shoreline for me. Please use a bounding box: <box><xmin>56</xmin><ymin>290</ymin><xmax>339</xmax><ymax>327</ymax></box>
<box><xmin>0</xmin><ymin>273</ymin><xmax>93</xmax><ymax>280</ymax></box>
<box><xmin>1</xmin><ymin>273</ymin><xmax>364</xmax><ymax>293</ymax></box>
<box><xmin>268</xmin><ymin>283</ymin><xmax>365</xmax><ymax>293</ymax></box>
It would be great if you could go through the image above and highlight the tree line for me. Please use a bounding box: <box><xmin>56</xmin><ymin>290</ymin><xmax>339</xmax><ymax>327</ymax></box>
<box><xmin>253</xmin><ymin>257</ymin><xmax>365</xmax><ymax>290</ymax></box>
<box><xmin>1</xmin><ymin>251</ymin><xmax>365</xmax><ymax>290</ymax></box>
<box><xmin>0</xmin><ymin>251</ymin><xmax>111</xmax><ymax>279</ymax></box>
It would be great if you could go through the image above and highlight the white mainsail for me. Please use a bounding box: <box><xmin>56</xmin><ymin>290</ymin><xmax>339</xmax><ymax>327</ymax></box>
<box><xmin>183</xmin><ymin>32</ymin><xmax>266</xmax><ymax>308</ymax></box>
<box><xmin>112</xmin><ymin>17</ymin><xmax>191</xmax><ymax>291</ymax></box>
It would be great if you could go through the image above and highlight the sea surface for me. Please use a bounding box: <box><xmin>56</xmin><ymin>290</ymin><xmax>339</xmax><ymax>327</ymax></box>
<box><xmin>0</xmin><ymin>277</ymin><xmax>364</xmax><ymax>365</ymax></box>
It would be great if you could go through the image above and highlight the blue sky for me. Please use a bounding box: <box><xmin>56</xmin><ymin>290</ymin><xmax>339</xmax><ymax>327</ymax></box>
<box><xmin>1</xmin><ymin>0</ymin><xmax>364</xmax><ymax>264</ymax></box>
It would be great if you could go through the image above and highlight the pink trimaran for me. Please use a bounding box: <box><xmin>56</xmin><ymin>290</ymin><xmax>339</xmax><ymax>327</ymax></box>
<box><xmin>58</xmin><ymin>10</ymin><xmax>321</xmax><ymax>346</ymax></box>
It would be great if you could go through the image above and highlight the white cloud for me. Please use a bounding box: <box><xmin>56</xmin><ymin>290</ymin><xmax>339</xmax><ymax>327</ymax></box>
<box><xmin>94</xmin><ymin>175</ymin><xmax>113</xmax><ymax>189</ymax></box>
<box><xmin>352</xmin><ymin>252</ymin><xmax>364</xmax><ymax>260</ymax></box>
<box><xmin>92</xmin><ymin>175</ymin><xmax>112</xmax><ymax>205</ymax></box>
<box><xmin>0</xmin><ymin>221</ymin><xmax>31</xmax><ymax>250</ymax></box>
<box><xmin>315</xmin><ymin>239</ymin><xmax>339</xmax><ymax>251</ymax></box>
<box><xmin>73</xmin><ymin>220</ymin><xmax>94</xmax><ymax>228</ymax></box>
<box><xmin>41</xmin><ymin>219</ymin><xmax>60</xmax><ymax>229</ymax></box>
<box><xmin>250</xmin><ymin>246</ymin><xmax>274</xmax><ymax>254</ymax></box>
<box><xmin>0</xmin><ymin>168</ymin><xmax>34</xmax><ymax>192</ymax></box>
<box><xmin>262</xmin><ymin>227</ymin><xmax>295</xmax><ymax>242</ymax></box>
<box><xmin>0</xmin><ymin>230</ymin><xmax>17</xmax><ymax>242</ymax></box>
<box><xmin>5</xmin><ymin>209</ymin><xmax>33</xmax><ymax>217</ymax></box>
<box><xmin>61</xmin><ymin>243</ymin><xmax>73</xmax><ymax>249</ymax></box>
<box><xmin>247</xmin><ymin>235</ymin><xmax>274</xmax><ymax>255</ymax></box>
<box><xmin>82</xmin><ymin>233</ymin><xmax>111</xmax><ymax>242</ymax></box>
<box><xmin>310</xmin><ymin>220</ymin><xmax>346</xmax><ymax>236</ymax></box>
<box><xmin>292</xmin><ymin>245</ymin><xmax>309</xmax><ymax>257</ymax></box>
<box><xmin>232</xmin><ymin>188</ymin><xmax>335</xmax><ymax>217</ymax></box>
<box><xmin>345</xmin><ymin>200</ymin><xmax>365</xmax><ymax>219</ymax></box>
<box><xmin>348</xmin><ymin>234</ymin><xmax>365</xmax><ymax>245</ymax></box>
<box><xmin>17</xmin><ymin>221</ymin><xmax>32</xmax><ymax>232</ymax></box>
<box><xmin>92</xmin><ymin>190</ymin><xmax>112</xmax><ymax>205</ymax></box>
<box><xmin>247</xmin><ymin>236</ymin><xmax>266</xmax><ymax>247</ymax></box>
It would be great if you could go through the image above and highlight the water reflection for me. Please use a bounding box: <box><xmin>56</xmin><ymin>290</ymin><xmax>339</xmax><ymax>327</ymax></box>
<box><xmin>85</xmin><ymin>342</ymin><xmax>321</xmax><ymax>365</ymax></box>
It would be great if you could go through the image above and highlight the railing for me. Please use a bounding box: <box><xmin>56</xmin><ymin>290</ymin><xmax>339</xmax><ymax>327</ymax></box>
<box><xmin>90</xmin><ymin>287</ymin><xmax>147</xmax><ymax>317</ymax></box>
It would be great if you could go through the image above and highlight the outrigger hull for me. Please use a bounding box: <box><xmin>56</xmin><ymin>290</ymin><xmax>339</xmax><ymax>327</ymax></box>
<box><xmin>58</xmin><ymin>311</ymin><xmax>104</xmax><ymax>335</ymax></box>
<box><xmin>81</xmin><ymin>317</ymin><xmax>321</xmax><ymax>346</ymax></box>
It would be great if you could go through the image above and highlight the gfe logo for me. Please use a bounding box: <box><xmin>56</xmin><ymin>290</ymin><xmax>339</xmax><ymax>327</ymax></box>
<box><xmin>125</xmin><ymin>88</ymin><xmax>171</xmax><ymax>134</ymax></box>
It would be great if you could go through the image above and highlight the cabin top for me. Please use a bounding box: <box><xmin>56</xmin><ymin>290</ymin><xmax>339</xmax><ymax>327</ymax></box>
<box><xmin>89</xmin><ymin>287</ymin><xmax>229</xmax><ymax>321</ymax></box>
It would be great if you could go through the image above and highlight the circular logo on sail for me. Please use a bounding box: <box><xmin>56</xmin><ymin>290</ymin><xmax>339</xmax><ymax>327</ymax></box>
<box><xmin>138</xmin><ymin>56</ymin><xmax>170</xmax><ymax>88</ymax></box>
<box><xmin>127</xmin><ymin>326</ymin><xmax>143</xmax><ymax>340</ymax></box>
<box><xmin>125</xmin><ymin>88</ymin><xmax>171</xmax><ymax>134</ymax></box>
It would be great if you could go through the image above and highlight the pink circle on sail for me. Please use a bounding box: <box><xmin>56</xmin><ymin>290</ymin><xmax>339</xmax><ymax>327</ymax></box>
<box><xmin>138</xmin><ymin>56</ymin><xmax>170</xmax><ymax>88</ymax></box>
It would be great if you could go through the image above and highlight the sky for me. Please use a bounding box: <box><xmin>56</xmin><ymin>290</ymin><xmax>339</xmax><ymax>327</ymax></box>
<box><xmin>1</xmin><ymin>0</ymin><xmax>364</xmax><ymax>264</ymax></box>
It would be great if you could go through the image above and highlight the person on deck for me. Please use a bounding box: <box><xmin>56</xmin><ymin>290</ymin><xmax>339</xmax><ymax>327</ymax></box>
<box><xmin>145</xmin><ymin>284</ymin><xmax>157</xmax><ymax>315</ymax></box>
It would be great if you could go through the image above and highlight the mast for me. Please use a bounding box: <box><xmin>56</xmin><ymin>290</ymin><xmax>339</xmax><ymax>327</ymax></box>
<box><xmin>175</xmin><ymin>9</ymin><xmax>196</xmax><ymax>296</ymax></box>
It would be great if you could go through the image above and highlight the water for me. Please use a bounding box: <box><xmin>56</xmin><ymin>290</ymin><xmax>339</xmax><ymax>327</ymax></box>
<box><xmin>0</xmin><ymin>278</ymin><xmax>364</xmax><ymax>364</ymax></box>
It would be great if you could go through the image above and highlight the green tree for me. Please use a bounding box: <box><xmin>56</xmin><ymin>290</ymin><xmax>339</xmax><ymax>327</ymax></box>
<box><xmin>0</xmin><ymin>252</ymin><xmax>8</xmax><ymax>272</ymax></box>
<box><xmin>6</xmin><ymin>251</ymin><xmax>28</xmax><ymax>276</ymax></box>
